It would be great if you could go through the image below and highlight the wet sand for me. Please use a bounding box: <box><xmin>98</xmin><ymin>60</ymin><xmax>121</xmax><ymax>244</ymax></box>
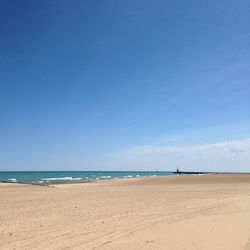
<box><xmin>1</xmin><ymin>174</ymin><xmax>250</xmax><ymax>249</ymax></box>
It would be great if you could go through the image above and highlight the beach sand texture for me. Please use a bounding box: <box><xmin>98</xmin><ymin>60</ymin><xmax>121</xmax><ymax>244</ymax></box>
<box><xmin>1</xmin><ymin>174</ymin><xmax>250</xmax><ymax>250</ymax></box>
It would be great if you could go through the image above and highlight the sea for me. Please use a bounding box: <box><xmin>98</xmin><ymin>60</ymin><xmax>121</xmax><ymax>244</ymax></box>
<box><xmin>0</xmin><ymin>171</ymin><xmax>175</xmax><ymax>184</ymax></box>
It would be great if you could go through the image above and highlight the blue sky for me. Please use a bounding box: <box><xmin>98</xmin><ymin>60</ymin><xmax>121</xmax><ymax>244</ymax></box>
<box><xmin>0</xmin><ymin>0</ymin><xmax>249</xmax><ymax>172</ymax></box>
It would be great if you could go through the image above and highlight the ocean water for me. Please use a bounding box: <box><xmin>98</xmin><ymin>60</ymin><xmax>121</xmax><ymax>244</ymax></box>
<box><xmin>0</xmin><ymin>171</ymin><xmax>175</xmax><ymax>184</ymax></box>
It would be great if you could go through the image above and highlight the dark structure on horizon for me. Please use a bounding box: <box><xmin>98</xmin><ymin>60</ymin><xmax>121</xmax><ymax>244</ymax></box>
<box><xmin>173</xmin><ymin>168</ymin><xmax>203</xmax><ymax>175</ymax></box>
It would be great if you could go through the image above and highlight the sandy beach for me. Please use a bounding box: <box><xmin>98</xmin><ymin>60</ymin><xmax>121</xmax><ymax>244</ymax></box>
<box><xmin>1</xmin><ymin>174</ymin><xmax>250</xmax><ymax>250</ymax></box>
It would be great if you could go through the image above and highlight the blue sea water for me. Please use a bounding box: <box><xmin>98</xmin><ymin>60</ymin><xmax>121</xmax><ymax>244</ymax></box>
<box><xmin>0</xmin><ymin>171</ymin><xmax>175</xmax><ymax>184</ymax></box>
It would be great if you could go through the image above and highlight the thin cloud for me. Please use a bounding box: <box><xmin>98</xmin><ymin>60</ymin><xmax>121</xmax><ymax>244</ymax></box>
<box><xmin>104</xmin><ymin>138</ymin><xmax>250</xmax><ymax>172</ymax></box>
<box><xmin>164</xmin><ymin>137</ymin><xmax>178</xmax><ymax>143</ymax></box>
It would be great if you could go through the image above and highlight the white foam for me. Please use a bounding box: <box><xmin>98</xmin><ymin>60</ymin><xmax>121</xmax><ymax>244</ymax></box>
<box><xmin>127</xmin><ymin>175</ymin><xmax>133</xmax><ymax>178</ymax></box>
<box><xmin>8</xmin><ymin>178</ymin><xmax>17</xmax><ymax>182</ymax></box>
<box><xmin>41</xmin><ymin>177</ymin><xmax>82</xmax><ymax>181</ymax></box>
<box><xmin>100</xmin><ymin>176</ymin><xmax>111</xmax><ymax>179</ymax></box>
<box><xmin>71</xmin><ymin>177</ymin><xmax>82</xmax><ymax>180</ymax></box>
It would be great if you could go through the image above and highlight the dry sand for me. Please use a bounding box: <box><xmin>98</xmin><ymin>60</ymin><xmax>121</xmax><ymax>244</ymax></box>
<box><xmin>0</xmin><ymin>174</ymin><xmax>250</xmax><ymax>250</ymax></box>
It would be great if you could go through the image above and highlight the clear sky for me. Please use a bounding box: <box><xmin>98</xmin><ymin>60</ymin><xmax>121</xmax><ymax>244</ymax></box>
<box><xmin>0</xmin><ymin>0</ymin><xmax>249</xmax><ymax>172</ymax></box>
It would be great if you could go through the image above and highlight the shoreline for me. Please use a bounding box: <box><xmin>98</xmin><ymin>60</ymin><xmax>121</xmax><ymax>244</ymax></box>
<box><xmin>1</xmin><ymin>172</ymin><xmax>250</xmax><ymax>186</ymax></box>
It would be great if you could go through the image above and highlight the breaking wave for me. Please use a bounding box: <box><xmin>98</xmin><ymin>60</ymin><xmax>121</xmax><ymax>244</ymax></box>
<box><xmin>41</xmin><ymin>177</ymin><xmax>82</xmax><ymax>181</ymax></box>
<box><xmin>8</xmin><ymin>178</ymin><xmax>17</xmax><ymax>182</ymax></box>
